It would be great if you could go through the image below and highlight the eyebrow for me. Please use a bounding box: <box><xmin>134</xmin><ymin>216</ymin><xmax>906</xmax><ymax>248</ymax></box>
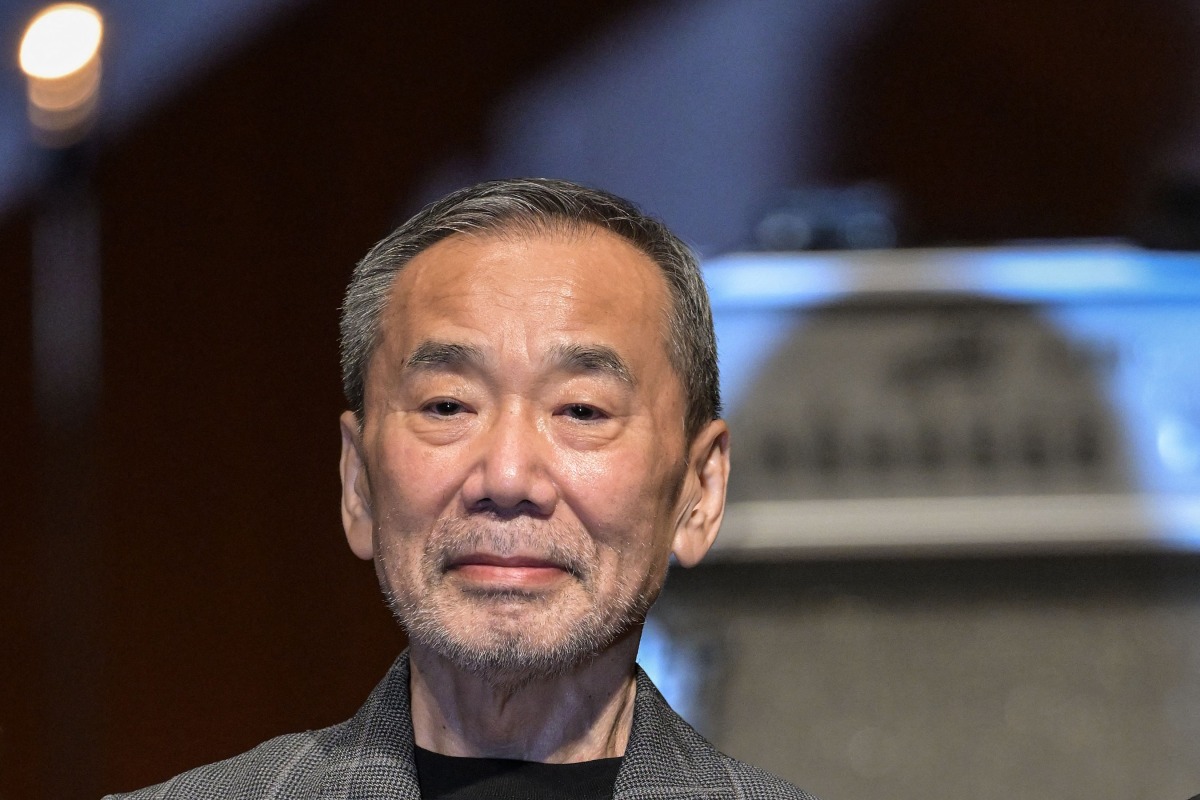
<box><xmin>547</xmin><ymin>343</ymin><xmax>635</xmax><ymax>386</ymax></box>
<box><xmin>402</xmin><ymin>340</ymin><xmax>634</xmax><ymax>385</ymax></box>
<box><xmin>404</xmin><ymin>341</ymin><xmax>485</xmax><ymax>373</ymax></box>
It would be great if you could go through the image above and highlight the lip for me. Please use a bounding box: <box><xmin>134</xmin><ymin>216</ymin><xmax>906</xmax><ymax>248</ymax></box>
<box><xmin>447</xmin><ymin>553</ymin><xmax>572</xmax><ymax>590</ymax></box>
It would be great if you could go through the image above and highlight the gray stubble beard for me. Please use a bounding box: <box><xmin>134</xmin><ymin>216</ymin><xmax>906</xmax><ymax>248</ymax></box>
<box><xmin>378</xmin><ymin>516</ymin><xmax>663</xmax><ymax>690</ymax></box>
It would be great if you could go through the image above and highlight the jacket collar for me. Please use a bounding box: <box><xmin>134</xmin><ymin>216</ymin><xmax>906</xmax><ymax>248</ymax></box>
<box><xmin>334</xmin><ymin>652</ymin><xmax>734</xmax><ymax>798</ymax></box>
<box><xmin>614</xmin><ymin>667</ymin><xmax>735</xmax><ymax>799</ymax></box>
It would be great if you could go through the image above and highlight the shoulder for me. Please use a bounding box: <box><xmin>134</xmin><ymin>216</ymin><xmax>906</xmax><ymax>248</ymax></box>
<box><xmin>714</xmin><ymin>753</ymin><xmax>822</xmax><ymax>800</ymax></box>
<box><xmin>103</xmin><ymin>654</ymin><xmax>419</xmax><ymax>800</ymax></box>
<box><xmin>101</xmin><ymin>725</ymin><xmax>348</xmax><ymax>800</ymax></box>
<box><xmin>621</xmin><ymin>667</ymin><xmax>820</xmax><ymax>800</ymax></box>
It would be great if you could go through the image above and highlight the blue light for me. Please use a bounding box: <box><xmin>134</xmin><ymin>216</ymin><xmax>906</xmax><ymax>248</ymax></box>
<box><xmin>703</xmin><ymin>245</ymin><xmax>1200</xmax><ymax>309</ymax></box>
<box><xmin>704</xmin><ymin>252</ymin><xmax>849</xmax><ymax>309</ymax></box>
<box><xmin>703</xmin><ymin>244</ymin><xmax>1200</xmax><ymax>552</ymax></box>
<box><xmin>636</xmin><ymin>618</ymin><xmax>702</xmax><ymax>725</ymax></box>
<box><xmin>1158</xmin><ymin>417</ymin><xmax>1200</xmax><ymax>476</ymax></box>
<box><xmin>970</xmin><ymin>247</ymin><xmax>1200</xmax><ymax>302</ymax></box>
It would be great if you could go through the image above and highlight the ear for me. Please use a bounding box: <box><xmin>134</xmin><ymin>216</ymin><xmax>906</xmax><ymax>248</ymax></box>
<box><xmin>339</xmin><ymin>410</ymin><xmax>375</xmax><ymax>561</ymax></box>
<box><xmin>671</xmin><ymin>419</ymin><xmax>731</xmax><ymax>568</ymax></box>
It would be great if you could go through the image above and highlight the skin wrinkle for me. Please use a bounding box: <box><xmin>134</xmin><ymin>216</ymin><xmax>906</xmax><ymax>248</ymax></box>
<box><xmin>339</xmin><ymin>226</ymin><xmax>730</xmax><ymax>763</ymax></box>
<box><xmin>340</xmin><ymin>184</ymin><xmax>722</xmax><ymax>445</ymax></box>
<box><xmin>379</xmin><ymin>509</ymin><xmax>665</xmax><ymax>688</ymax></box>
<box><xmin>404</xmin><ymin>340</ymin><xmax>635</xmax><ymax>393</ymax></box>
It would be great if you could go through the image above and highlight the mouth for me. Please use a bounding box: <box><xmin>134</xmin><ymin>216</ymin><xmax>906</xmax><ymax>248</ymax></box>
<box><xmin>445</xmin><ymin>553</ymin><xmax>575</xmax><ymax>591</ymax></box>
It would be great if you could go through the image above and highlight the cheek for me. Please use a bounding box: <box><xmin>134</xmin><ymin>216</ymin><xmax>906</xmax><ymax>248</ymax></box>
<box><xmin>374</xmin><ymin>431</ymin><xmax>460</xmax><ymax>506</ymax></box>
<box><xmin>559</xmin><ymin>443</ymin><xmax>681</xmax><ymax>550</ymax></box>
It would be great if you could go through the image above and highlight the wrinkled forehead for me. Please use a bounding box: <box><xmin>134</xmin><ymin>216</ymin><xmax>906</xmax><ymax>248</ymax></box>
<box><xmin>390</xmin><ymin>223</ymin><xmax>670</xmax><ymax>321</ymax></box>
<box><xmin>371</xmin><ymin>225</ymin><xmax>676</xmax><ymax>369</ymax></box>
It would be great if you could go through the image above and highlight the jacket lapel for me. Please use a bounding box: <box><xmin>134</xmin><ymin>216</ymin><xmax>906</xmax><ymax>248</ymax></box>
<box><xmin>324</xmin><ymin>654</ymin><xmax>423</xmax><ymax>800</ymax></box>
<box><xmin>330</xmin><ymin>654</ymin><xmax>734</xmax><ymax>799</ymax></box>
<box><xmin>613</xmin><ymin>668</ymin><xmax>735</xmax><ymax>799</ymax></box>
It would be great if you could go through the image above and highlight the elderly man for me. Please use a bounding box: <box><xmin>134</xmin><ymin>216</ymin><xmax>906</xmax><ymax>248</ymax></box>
<box><xmin>108</xmin><ymin>179</ymin><xmax>817</xmax><ymax>799</ymax></box>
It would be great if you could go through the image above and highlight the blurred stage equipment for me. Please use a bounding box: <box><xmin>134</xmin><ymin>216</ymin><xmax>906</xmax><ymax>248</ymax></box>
<box><xmin>19</xmin><ymin>2</ymin><xmax>104</xmax><ymax>147</ymax></box>
<box><xmin>753</xmin><ymin>184</ymin><xmax>900</xmax><ymax>252</ymax></box>
<box><xmin>701</xmin><ymin>243</ymin><xmax>1200</xmax><ymax>556</ymax></box>
<box><xmin>639</xmin><ymin>243</ymin><xmax>1200</xmax><ymax>798</ymax></box>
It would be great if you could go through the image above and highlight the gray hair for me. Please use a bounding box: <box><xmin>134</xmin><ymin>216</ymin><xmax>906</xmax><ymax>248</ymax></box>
<box><xmin>339</xmin><ymin>178</ymin><xmax>720</xmax><ymax>440</ymax></box>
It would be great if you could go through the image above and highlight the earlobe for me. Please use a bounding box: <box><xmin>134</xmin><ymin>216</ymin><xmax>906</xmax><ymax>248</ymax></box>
<box><xmin>339</xmin><ymin>410</ymin><xmax>375</xmax><ymax>561</ymax></box>
<box><xmin>671</xmin><ymin>420</ymin><xmax>731</xmax><ymax>568</ymax></box>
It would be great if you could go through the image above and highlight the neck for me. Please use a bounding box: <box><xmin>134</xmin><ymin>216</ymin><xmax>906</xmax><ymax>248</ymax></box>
<box><xmin>408</xmin><ymin>633</ymin><xmax>641</xmax><ymax>763</ymax></box>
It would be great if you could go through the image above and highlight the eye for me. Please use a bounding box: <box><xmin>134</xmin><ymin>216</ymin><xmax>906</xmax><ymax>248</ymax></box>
<box><xmin>561</xmin><ymin>403</ymin><xmax>606</xmax><ymax>422</ymax></box>
<box><xmin>424</xmin><ymin>399</ymin><xmax>465</xmax><ymax>417</ymax></box>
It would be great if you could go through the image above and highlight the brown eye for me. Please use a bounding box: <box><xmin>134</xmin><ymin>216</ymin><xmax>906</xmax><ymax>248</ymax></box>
<box><xmin>427</xmin><ymin>400</ymin><xmax>464</xmax><ymax>416</ymax></box>
<box><xmin>563</xmin><ymin>404</ymin><xmax>603</xmax><ymax>421</ymax></box>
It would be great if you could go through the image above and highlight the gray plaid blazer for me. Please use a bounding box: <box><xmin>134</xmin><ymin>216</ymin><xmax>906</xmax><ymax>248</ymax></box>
<box><xmin>105</xmin><ymin>652</ymin><xmax>818</xmax><ymax>799</ymax></box>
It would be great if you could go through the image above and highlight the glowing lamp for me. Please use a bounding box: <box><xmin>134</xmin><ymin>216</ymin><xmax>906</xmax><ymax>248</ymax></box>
<box><xmin>19</xmin><ymin>3</ymin><xmax>104</xmax><ymax>145</ymax></box>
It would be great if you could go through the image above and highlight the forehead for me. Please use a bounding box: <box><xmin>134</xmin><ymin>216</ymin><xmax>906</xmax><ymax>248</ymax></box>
<box><xmin>378</xmin><ymin>226</ymin><xmax>674</xmax><ymax>359</ymax></box>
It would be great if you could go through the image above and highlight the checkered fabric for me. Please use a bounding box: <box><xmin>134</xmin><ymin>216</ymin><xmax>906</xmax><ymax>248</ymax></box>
<box><xmin>104</xmin><ymin>653</ymin><xmax>819</xmax><ymax>799</ymax></box>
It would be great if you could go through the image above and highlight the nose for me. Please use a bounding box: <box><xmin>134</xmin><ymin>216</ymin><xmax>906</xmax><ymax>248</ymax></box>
<box><xmin>462</xmin><ymin>402</ymin><xmax>558</xmax><ymax>518</ymax></box>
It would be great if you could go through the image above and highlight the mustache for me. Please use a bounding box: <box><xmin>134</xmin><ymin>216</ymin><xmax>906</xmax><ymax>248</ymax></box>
<box><xmin>424</xmin><ymin>517</ymin><xmax>594</xmax><ymax>579</ymax></box>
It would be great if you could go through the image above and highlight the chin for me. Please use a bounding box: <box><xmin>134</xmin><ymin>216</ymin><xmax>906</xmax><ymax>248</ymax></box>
<box><xmin>389</xmin><ymin>586</ymin><xmax>650</xmax><ymax>687</ymax></box>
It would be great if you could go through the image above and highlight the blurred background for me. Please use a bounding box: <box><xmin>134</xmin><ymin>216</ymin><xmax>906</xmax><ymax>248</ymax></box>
<box><xmin>3</xmin><ymin>1</ymin><xmax>1200</xmax><ymax>798</ymax></box>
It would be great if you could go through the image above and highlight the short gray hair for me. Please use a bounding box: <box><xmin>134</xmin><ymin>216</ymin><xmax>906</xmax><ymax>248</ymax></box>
<box><xmin>339</xmin><ymin>178</ymin><xmax>720</xmax><ymax>440</ymax></box>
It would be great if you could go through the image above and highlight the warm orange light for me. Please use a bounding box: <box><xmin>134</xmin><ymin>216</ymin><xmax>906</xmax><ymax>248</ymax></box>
<box><xmin>19</xmin><ymin>4</ymin><xmax>102</xmax><ymax>80</ymax></box>
<box><xmin>19</xmin><ymin>3</ymin><xmax>104</xmax><ymax>145</ymax></box>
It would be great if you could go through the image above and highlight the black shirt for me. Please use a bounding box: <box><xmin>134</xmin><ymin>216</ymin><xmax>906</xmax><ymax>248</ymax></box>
<box><xmin>414</xmin><ymin>745</ymin><xmax>623</xmax><ymax>800</ymax></box>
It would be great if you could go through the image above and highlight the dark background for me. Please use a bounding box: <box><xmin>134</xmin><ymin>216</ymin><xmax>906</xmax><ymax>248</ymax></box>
<box><xmin>1</xmin><ymin>1</ymin><xmax>1197</xmax><ymax>798</ymax></box>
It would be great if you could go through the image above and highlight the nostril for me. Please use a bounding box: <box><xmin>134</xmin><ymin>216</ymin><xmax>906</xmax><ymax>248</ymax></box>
<box><xmin>468</xmin><ymin>497</ymin><xmax>551</xmax><ymax>520</ymax></box>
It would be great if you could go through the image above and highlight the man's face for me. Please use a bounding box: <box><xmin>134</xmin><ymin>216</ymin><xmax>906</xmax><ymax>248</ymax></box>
<box><xmin>339</xmin><ymin>226</ymin><xmax>728</xmax><ymax>682</ymax></box>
